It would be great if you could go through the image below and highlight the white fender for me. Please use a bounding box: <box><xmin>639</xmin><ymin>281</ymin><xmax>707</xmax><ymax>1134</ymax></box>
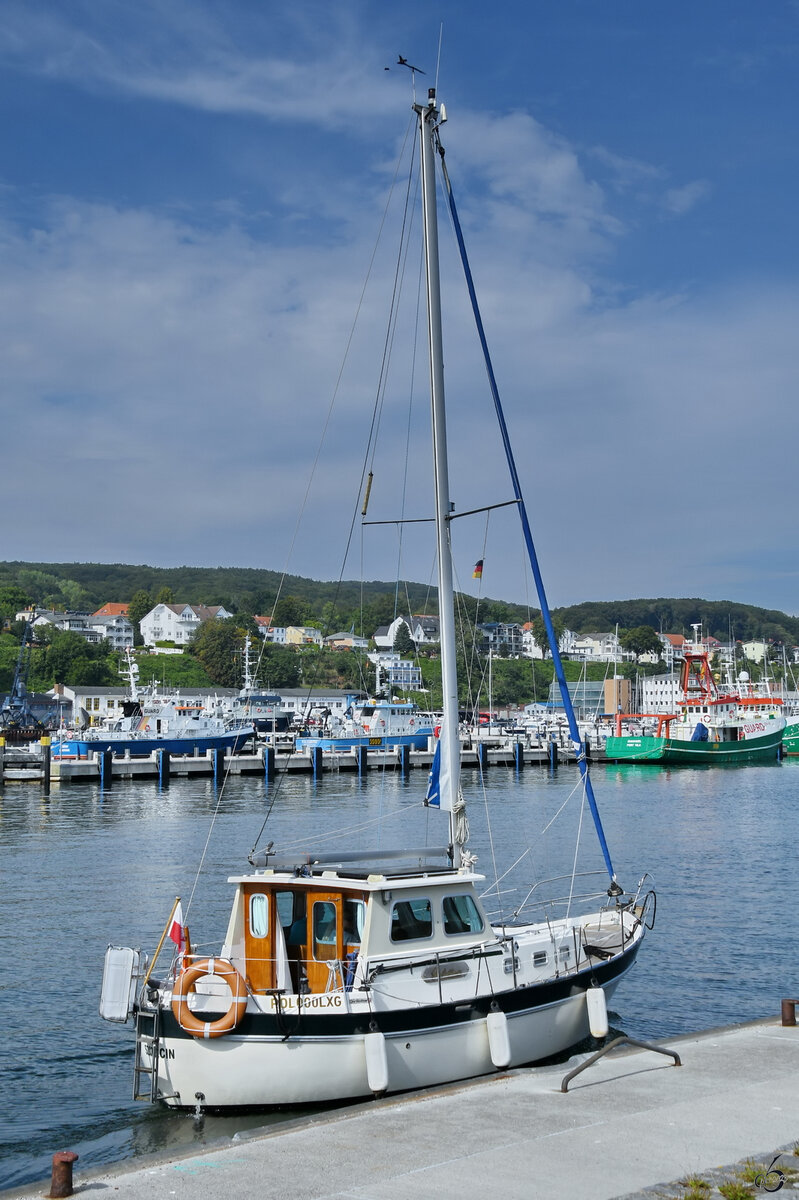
<box><xmin>586</xmin><ymin>986</ymin><xmax>609</xmax><ymax>1038</ymax></box>
<box><xmin>486</xmin><ymin>1009</ymin><xmax>512</xmax><ymax>1068</ymax></box>
<box><xmin>364</xmin><ymin>1030</ymin><xmax>389</xmax><ymax>1094</ymax></box>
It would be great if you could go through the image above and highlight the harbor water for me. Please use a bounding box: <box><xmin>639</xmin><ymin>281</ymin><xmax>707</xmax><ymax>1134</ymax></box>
<box><xmin>1</xmin><ymin>757</ymin><xmax>797</xmax><ymax>1190</ymax></box>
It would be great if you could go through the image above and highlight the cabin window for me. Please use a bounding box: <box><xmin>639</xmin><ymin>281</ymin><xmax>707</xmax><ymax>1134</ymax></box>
<box><xmin>533</xmin><ymin>951</ymin><xmax>548</xmax><ymax>967</ymax></box>
<box><xmin>312</xmin><ymin>901</ymin><xmax>338</xmax><ymax>960</ymax></box>
<box><xmin>275</xmin><ymin>891</ymin><xmax>295</xmax><ymax>928</ymax></box>
<box><xmin>343</xmin><ymin>898</ymin><xmax>365</xmax><ymax>944</ymax></box>
<box><xmin>390</xmin><ymin>897</ymin><xmax>433</xmax><ymax>942</ymax></box>
<box><xmin>442</xmin><ymin>894</ymin><xmax>484</xmax><ymax>935</ymax></box>
<box><xmin>249</xmin><ymin>893</ymin><xmax>269</xmax><ymax>939</ymax></box>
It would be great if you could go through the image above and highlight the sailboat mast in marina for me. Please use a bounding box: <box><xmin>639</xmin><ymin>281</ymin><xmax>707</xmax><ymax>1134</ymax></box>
<box><xmin>99</xmin><ymin>83</ymin><xmax>654</xmax><ymax>1112</ymax></box>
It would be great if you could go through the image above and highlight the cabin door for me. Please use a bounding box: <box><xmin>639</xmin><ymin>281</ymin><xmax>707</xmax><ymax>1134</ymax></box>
<box><xmin>243</xmin><ymin>886</ymin><xmax>277</xmax><ymax>993</ymax></box>
<box><xmin>305</xmin><ymin>891</ymin><xmax>343</xmax><ymax>994</ymax></box>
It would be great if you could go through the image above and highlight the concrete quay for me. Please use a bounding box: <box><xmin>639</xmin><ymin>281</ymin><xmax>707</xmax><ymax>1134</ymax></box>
<box><xmin>6</xmin><ymin>1017</ymin><xmax>799</xmax><ymax>1200</ymax></box>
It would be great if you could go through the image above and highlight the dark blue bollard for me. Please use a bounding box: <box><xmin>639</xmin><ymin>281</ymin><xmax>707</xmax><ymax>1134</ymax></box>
<box><xmin>264</xmin><ymin>745</ymin><xmax>275</xmax><ymax>780</ymax></box>
<box><xmin>157</xmin><ymin>747</ymin><xmax>170</xmax><ymax>787</ymax></box>
<box><xmin>212</xmin><ymin>746</ymin><xmax>224</xmax><ymax>783</ymax></box>
<box><xmin>99</xmin><ymin>748</ymin><xmax>113</xmax><ymax>788</ymax></box>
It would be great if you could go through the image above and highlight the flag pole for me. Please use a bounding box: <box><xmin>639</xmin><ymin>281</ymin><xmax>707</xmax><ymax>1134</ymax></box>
<box><xmin>140</xmin><ymin>896</ymin><xmax>182</xmax><ymax>992</ymax></box>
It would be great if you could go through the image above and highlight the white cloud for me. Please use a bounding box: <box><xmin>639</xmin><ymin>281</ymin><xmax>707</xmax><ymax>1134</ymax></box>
<box><xmin>1</xmin><ymin>12</ymin><xmax>797</xmax><ymax>610</ymax></box>
<box><xmin>0</xmin><ymin>0</ymin><xmax>405</xmax><ymax>128</ymax></box>
<box><xmin>662</xmin><ymin>180</ymin><xmax>711</xmax><ymax>216</ymax></box>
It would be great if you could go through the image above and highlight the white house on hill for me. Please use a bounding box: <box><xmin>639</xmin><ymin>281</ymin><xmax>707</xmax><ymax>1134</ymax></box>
<box><xmin>140</xmin><ymin>603</ymin><xmax>232</xmax><ymax>648</ymax></box>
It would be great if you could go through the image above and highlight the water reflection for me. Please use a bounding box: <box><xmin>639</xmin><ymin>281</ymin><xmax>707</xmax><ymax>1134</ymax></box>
<box><xmin>2</xmin><ymin>760</ymin><xmax>798</xmax><ymax>1188</ymax></box>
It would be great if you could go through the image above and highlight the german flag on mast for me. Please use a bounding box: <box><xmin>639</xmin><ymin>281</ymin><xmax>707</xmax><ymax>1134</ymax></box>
<box><xmin>472</xmin><ymin>559</ymin><xmax>483</xmax><ymax>579</ymax></box>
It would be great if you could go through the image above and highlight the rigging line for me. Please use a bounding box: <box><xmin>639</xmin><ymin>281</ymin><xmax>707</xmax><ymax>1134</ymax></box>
<box><xmin>367</xmin><ymin>134</ymin><xmax>420</xmax><ymax>481</ymax></box>
<box><xmin>478</xmin><ymin>845</ymin><xmax>532</xmax><ymax>900</ymax></box>
<box><xmin>262</xmin><ymin>113</ymin><xmax>416</xmax><ymax>632</ymax></box>
<box><xmin>251</xmin><ymin>126</ymin><xmax>419</xmax><ymax>854</ymax></box>
<box><xmin>438</xmin><ymin>142</ymin><xmax>618</xmax><ymax>886</ymax></box>
<box><xmin>321</xmin><ymin>130</ymin><xmax>418</xmax><ymax>626</ymax></box>
<box><xmin>566</xmin><ymin>787</ymin><xmax>588</xmax><ymax>921</ymax></box>
<box><xmin>392</xmin><ymin>220</ymin><xmax>426</xmax><ymax>630</ymax></box>
<box><xmin>434</xmin><ymin>23</ymin><xmax>444</xmax><ymax>97</ymax></box>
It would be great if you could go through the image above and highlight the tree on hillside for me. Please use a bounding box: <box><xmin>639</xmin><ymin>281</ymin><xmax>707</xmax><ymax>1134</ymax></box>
<box><xmin>271</xmin><ymin>595</ymin><xmax>310</xmax><ymax>627</ymax></box>
<box><xmin>361</xmin><ymin>594</ymin><xmax>401</xmax><ymax>635</ymax></box>
<box><xmin>128</xmin><ymin>590</ymin><xmax>153</xmax><ymax>629</ymax></box>
<box><xmin>31</xmin><ymin>629</ymin><xmax>117</xmax><ymax>688</ymax></box>
<box><xmin>261</xmin><ymin>645</ymin><xmax>302</xmax><ymax>689</ymax></box>
<box><xmin>0</xmin><ymin>586</ymin><xmax>32</xmax><ymax>623</ymax></box>
<box><xmin>0</xmin><ymin>633</ymin><xmax>22</xmax><ymax>692</ymax></box>
<box><xmin>619</xmin><ymin>625</ymin><xmax>663</xmax><ymax>660</ymax></box>
<box><xmin>529</xmin><ymin>613</ymin><xmax>564</xmax><ymax>658</ymax></box>
<box><xmin>392</xmin><ymin>621</ymin><xmax>415</xmax><ymax>656</ymax></box>
<box><xmin>188</xmin><ymin>618</ymin><xmax>252</xmax><ymax>687</ymax></box>
<box><xmin>155</xmin><ymin>586</ymin><xmax>175</xmax><ymax>605</ymax></box>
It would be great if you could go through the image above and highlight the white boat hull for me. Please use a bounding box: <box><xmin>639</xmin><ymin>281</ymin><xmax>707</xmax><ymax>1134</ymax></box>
<box><xmin>144</xmin><ymin>961</ymin><xmax>634</xmax><ymax>1108</ymax></box>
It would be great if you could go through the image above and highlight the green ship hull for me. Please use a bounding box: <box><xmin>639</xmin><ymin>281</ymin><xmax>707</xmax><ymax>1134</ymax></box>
<box><xmin>604</xmin><ymin>728</ymin><xmax>783</xmax><ymax>765</ymax></box>
<box><xmin>783</xmin><ymin>722</ymin><xmax>799</xmax><ymax>755</ymax></box>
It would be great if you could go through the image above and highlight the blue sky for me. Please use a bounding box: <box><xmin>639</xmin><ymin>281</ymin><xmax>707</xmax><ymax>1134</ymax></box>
<box><xmin>2</xmin><ymin>1</ymin><xmax>799</xmax><ymax>615</ymax></box>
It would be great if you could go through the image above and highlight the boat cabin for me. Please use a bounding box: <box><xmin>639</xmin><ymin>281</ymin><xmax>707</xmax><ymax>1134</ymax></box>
<box><xmin>220</xmin><ymin>855</ymin><xmax>492</xmax><ymax>998</ymax></box>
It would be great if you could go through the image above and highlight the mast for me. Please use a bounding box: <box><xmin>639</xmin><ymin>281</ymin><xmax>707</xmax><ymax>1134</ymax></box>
<box><xmin>416</xmin><ymin>88</ymin><xmax>465</xmax><ymax>865</ymax></box>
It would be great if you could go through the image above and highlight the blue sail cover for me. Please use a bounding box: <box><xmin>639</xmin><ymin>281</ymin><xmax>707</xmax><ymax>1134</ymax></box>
<box><xmin>425</xmin><ymin>740</ymin><xmax>442</xmax><ymax>808</ymax></box>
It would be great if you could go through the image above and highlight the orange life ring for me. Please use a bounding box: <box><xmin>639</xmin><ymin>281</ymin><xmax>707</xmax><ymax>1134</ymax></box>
<box><xmin>434</xmin><ymin>725</ymin><xmax>441</xmax><ymax>738</ymax></box>
<box><xmin>171</xmin><ymin>957</ymin><xmax>248</xmax><ymax>1039</ymax></box>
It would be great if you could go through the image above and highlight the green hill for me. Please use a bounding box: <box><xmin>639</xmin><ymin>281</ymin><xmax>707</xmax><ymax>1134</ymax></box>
<box><xmin>0</xmin><ymin>562</ymin><xmax>796</xmax><ymax>645</ymax></box>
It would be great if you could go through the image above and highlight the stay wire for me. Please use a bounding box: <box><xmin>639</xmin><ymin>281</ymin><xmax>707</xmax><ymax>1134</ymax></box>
<box><xmin>249</xmin><ymin>115</ymin><xmax>418</xmax><ymax>854</ymax></box>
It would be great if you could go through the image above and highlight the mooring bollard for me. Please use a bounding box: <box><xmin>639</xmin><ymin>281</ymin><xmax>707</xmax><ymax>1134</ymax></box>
<box><xmin>781</xmin><ymin>998</ymin><xmax>799</xmax><ymax>1026</ymax></box>
<box><xmin>48</xmin><ymin>1150</ymin><xmax>79</xmax><ymax>1198</ymax></box>
<box><xmin>264</xmin><ymin>745</ymin><xmax>275</xmax><ymax>780</ymax></box>
<box><xmin>41</xmin><ymin>734</ymin><xmax>52</xmax><ymax>794</ymax></box>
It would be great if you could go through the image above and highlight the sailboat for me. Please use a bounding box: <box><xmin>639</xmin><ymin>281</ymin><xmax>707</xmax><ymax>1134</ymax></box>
<box><xmin>100</xmin><ymin>86</ymin><xmax>653</xmax><ymax>1110</ymax></box>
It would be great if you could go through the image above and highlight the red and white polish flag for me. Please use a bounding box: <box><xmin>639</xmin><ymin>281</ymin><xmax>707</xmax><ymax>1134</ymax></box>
<box><xmin>169</xmin><ymin>902</ymin><xmax>186</xmax><ymax>953</ymax></box>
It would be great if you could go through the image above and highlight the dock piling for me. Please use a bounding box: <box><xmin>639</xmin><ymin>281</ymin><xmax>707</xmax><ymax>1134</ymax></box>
<box><xmin>264</xmin><ymin>745</ymin><xmax>275</xmax><ymax>780</ymax></box>
<box><xmin>781</xmin><ymin>998</ymin><xmax>799</xmax><ymax>1026</ymax></box>
<box><xmin>47</xmin><ymin>1150</ymin><xmax>79</xmax><ymax>1198</ymax></box>
<box><xmin>156</xmin><ymin>748</ymin><xmax>170</xmax><ymax>787</ymax></box>
<box><xmin>41</xmin><ymin>736</ymin><xmax>51</xmax><ymax>794</ymax></box>
<box><xmin>99</xmin><ymin>749</ymin><xmax>112</xmax><ymax>788</ymax></box>
<box><xmin>212</xmin><ymin>747</ymin><xmax>224</xmax><ymax>782</ymax></box>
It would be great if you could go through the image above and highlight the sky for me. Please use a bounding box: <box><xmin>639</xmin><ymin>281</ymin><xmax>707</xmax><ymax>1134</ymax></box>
<box><xmin>2</xmin><ymin>0</ymin><xmax>799</xmax><ymax>615</ymax></box>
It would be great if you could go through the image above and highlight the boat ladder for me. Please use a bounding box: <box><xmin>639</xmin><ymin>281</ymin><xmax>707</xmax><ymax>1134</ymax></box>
<box><xmin>133</xmin><ymin>1006</ymin><xmax>162</xmax><ymax>1102</ymax></box>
